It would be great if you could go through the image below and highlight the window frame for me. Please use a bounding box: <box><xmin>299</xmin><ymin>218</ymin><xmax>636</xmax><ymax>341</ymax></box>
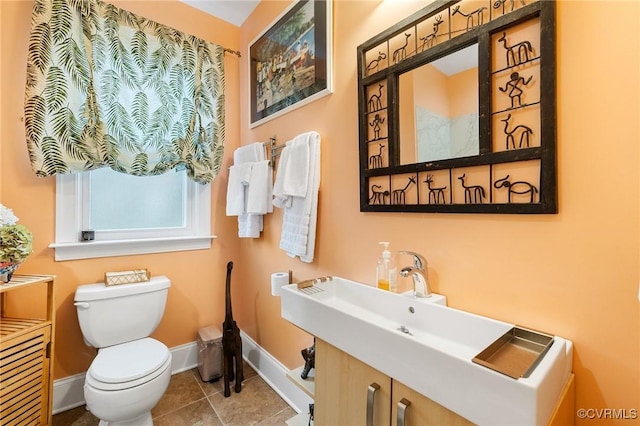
<box><xmin>50</xmin><ymin>172</ymin><xmax>216</xmax><ymax>261</ymax></box>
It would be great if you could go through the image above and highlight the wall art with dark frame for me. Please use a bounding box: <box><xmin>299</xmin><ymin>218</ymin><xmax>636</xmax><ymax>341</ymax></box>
<box><xmin>249</xmin><ymin>0</ymin><xmax>333</xmax><ymax>128</ymax></box>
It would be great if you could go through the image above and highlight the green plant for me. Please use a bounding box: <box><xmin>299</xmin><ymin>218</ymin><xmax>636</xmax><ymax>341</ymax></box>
<box><xmin>0</xmin><ymin>204</ymin><xmax>33</xmax><ymax>264</ymax></box>
<box><xmin>0</xmin><ymin>224</ymin><xmax>33</xmax><ymax>263</ymax></box>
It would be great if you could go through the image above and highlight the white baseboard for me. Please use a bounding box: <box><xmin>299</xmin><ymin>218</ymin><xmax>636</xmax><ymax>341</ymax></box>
<box><xmin>240</xmin><ymin>330</ymin><xmax>313</xmax><ymax>413</ymax></box>
<box><xmin>52</xmin><ymin>372</ymin><xmax>87</xmax><ymax>414</ymax></box>
<box><xmin>168</xmin><ymin>341</ymin><xmax>199</xmax><ymax>375</ymax></box>
<box><xmin>53</xmin><ymin>333</ymin><xmax>312</xmax><ymax>415</ymax></box>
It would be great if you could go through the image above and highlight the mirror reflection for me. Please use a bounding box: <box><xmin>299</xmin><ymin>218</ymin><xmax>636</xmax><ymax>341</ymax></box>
<box><xmin>399</xmin><ymin>44</ymin><xmax>478</xmax><ymax>164</ymax></box>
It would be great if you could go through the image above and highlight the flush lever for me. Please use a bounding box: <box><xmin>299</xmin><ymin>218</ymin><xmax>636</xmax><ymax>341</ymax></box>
<box><xmin>74</xmin><ymin>302</ymin><xmax>90</xmax><ymax>309</ymax></box>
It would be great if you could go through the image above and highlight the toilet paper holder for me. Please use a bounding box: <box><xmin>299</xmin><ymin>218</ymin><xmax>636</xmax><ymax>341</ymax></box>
<box><xmin>271</xmin><ymin>271</ymin><xmax>292</xmax><ymax>296</ymax></box>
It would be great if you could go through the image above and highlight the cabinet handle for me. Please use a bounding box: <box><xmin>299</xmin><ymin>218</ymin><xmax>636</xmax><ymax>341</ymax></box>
<box><xmin>397</xmin><ymin>398</ymin><xmax>411</xmax><ymax>426</ymax></box>
<box><xmin>366</xmin><ymin>382</ymin><xmax>380</xmax><ymax>426</ymax></box>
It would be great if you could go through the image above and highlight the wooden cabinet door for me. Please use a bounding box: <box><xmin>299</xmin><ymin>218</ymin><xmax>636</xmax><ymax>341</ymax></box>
<box><xmin>392</xmin><ymin>380</ymin><xmax>474</xmax><ymax>426</ymax></box>
<box><xmin>315</xmin><ymin>339</ymin><xmax>391</xmax><ymax>426</ymax></box>
<box><xmin>0</xmin><ymin>324</ymin><xmax>52</xmax><ymax>426</ymax></box>
<box><xmin>548</xmin><ymin>374</ymin><xmax>575</xmax><ymax>426</ymax></box>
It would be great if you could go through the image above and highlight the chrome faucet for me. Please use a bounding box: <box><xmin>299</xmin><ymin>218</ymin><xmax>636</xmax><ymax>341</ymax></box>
<box><xmin>399</xmin><ymin>251</ymin><xmax>431</xmax><ymax>298</ymax></box>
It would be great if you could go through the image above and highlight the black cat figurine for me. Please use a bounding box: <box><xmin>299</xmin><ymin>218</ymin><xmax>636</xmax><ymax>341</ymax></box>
<box><xmin>222</xmin><ymin>261</ymin><xmax>244</xmax><ymax>397</ymax></box>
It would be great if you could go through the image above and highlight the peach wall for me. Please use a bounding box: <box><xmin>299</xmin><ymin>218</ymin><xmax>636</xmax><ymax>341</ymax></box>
<box><xmin>0</xmin><ymin>0</ymin><xmax>242</xmax><ymax>379</ymax></box>
<box><xmin>448</xmin><ymin>67</ymin><xmax>477</xmax><ymax>117</ymax></box>
<box><xmin>238</xmin><ymin>1</ymin><xmax>639</xmax><ymax>424</ymax></box>
<box><xmin>412</xmin><ymin>64</ymin><xmax>449</xmax><ymax>116</ymax></box>
<box><xmin>2</xmin><ymin>0</ymin><xmax>639</xmax><ymax>424</ymax></box>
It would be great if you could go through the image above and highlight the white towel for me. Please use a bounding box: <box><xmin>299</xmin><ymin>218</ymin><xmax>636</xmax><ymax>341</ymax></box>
<box><xmin>234</xmin><ymin>142</ymin><xmax>264</xmax><ymax>164</ymax></box>
<box><xmin>298</xmin><ymin>133</ymin><xmax>320</xmax><ymax>263</ymax></box>
<box><xmin>227</xmin><ymin>142</ymin><xmax>270</xmax><ymax>238</ymax></box>
<box><xmin>226</xmin><ymin>163</ymin><xmax>252</xmax><ymax>216</ymax></box>
<box><xmin>247</xmin><ymin>160</ymin><xmax>273</xmax><ymax>215</ymax></box>
<box><xmin>238</xmin><ymin>214</ymin><xmax>263</xmax><ymax>238</ymax></box>
<box><xmin>272</xmin><ymin>145</ymin><xmax>292</xmax><ymax>208</ymax></box>
<box><xmin>282</xmin><ymin>139</ymin><xmax>309</xmax><ymax>197</ymax></box>
<box><xmin>272</xmin><ymin>135</ymin><xmax>311</xmax><ymax>206</ymax></box>
<box><xmin>273</xmin><ymin>131</ymin><xmax>320</xmax><ymax>262</ymax></box>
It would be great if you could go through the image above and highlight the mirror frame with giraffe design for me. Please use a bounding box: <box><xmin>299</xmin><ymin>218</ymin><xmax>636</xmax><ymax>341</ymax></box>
<box><xmin>357</xmin><ymin>0</ymin><xmax>556</xmax><ymax>214</ymax></box>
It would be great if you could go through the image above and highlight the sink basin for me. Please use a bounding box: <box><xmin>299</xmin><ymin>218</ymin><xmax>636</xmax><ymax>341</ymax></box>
<box><xmin>281</xmin><ymin>276</ymin><xmax>572</xmax><ymax>425</ymax></box>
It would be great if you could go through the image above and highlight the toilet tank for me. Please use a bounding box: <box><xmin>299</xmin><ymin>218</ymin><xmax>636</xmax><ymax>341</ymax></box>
<box><xmin>75</xmin><ymin>276</ymin><xmax>171</xmax><ymax>348</ymax></box>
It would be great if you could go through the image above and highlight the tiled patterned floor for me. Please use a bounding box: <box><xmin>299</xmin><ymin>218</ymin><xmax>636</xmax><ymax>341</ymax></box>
<box><xmin>52</xmin><ymin>363</ymin><xmax>297</xmax><ymax>426</ymax></box>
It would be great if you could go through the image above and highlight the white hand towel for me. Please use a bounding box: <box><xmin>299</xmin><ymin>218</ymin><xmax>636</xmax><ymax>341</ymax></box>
<box><xmin>229</xmin><ymin>142</ymin><xmax>267</xmax><ymax>238</ymax></box>
<box><xmin>238</xmin><ymin>213</ymin><xmax>263</xmax><ymax>238</ymax></box>
<box><xmin>226</xmin><ymin>163</ymin><xmax>252</xmax><ymax>216</ymax></box>
<box><xmin>273</xmin><ymin>145</ymin><xmax>292</xmax><ymax>208</ymax></box>
<box><xmin>234</xmin><ymin>142</ymin><xmax>265</xmax><ymax>164</ymax></box>
<box><xmin>247</xmin><ymin>160</ymin><xmax>273</xmax><ymax>215</ymax></box>
<box><xmin>282</xmin><ymin>137</ymin><xmax>309</xmax><ymax>197</ymax></box>
<box><xmin>300</xmin><ymin>133</ymin><xmax>320</xmax><ymax>262</ymax></box>
<box><xmin>275</xmin><ymin>131</ymin><xmax>321</xmax><ymax>262</ymax></box>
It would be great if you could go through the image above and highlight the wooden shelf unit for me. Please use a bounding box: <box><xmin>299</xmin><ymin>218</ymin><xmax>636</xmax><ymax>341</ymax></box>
<box><xmin>0</xmin><ymin>274</ymin><xmax>56</xmax><ymax>426</ymax></box>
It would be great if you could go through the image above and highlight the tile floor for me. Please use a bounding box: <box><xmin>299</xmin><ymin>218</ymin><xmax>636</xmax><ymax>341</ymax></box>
<box><xmin>52</xmin><ymin>363</ymin><xmax>298</xmax><ymax>426</ymax></box>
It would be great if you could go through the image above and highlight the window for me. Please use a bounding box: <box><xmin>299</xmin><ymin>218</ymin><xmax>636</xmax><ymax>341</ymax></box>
<box><xmin>50</xmin><ymin>169</ymin><xmax>215</xmax><ymax>261</ymax></box>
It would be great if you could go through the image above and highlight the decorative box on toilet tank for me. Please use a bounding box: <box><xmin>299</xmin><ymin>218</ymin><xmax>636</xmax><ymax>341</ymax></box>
<box><xmin>197</xmin><ymin>325</ymin><xmax>223</xmax><ymax>382</ymax></box>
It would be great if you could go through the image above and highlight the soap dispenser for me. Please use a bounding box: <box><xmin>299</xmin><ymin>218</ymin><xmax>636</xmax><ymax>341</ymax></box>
<box><xmin>377</xmin><ymin>242</ymin><xmax>397</xmax><ymax>292</ymax></box>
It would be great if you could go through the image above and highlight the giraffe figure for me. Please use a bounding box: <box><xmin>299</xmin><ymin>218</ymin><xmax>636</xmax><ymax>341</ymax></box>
<box><xmin>452</xmin><ymin>5</ymin><xmax>487</xmax><ymax>32</ymax></box>
<box><xmin>369</xmin><ymin>144</ymin><xmax>385</xmax><ymax>168</ymax></box>
<box><xmin>425</xmin><ymin>174</ymin><xmax>447</xmax><ymax>204</ymax></box>
<box><xmin>392</xmin><ymin>33</ymin><xmax>411</xmax><ymax>64</ymax></box>
<box><xmin>501</xmin><ymin>114</ymin><xmax>533</xmax><ymax>149</ymax></box>
<box><xmin>458</xmin><ymin>174</ymin><xmax>485</xmax><ymax>204</ymax></box>
<box><xmin>392</xmin><ymin>176</ymin><xmax>416</xmax><ymax>205</ymax></box>
<box><xmin>497</xmin><ymin>32</ymin><xmax>534</xmax><ymax>67</ymax></box>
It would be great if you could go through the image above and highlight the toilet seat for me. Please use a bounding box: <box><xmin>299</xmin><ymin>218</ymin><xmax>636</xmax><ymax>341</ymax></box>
<box><xmin>86</xmin><ymin>338</ymin><xmax>171</xmax><ymax>391</ymax></box>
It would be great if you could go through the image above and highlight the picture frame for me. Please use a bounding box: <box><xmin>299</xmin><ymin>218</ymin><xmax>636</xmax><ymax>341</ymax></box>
<box><xmin>249</xmin><ymin>0</ymin><xmax>333</xmax><ymax>128</ymax></box>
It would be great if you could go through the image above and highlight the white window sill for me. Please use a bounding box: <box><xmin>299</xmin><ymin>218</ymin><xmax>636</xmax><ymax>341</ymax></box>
<box><xmin>49</xmin><ymin>236</ymin><xmax>218</xmax><ymax>261</ymax></box>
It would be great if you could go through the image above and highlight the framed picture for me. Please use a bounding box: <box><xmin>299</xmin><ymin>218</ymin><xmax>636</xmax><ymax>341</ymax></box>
<box><xmin>249</xmin><ymin>0</ymin><xmax>333</xmax><ymax>128</ymax></box>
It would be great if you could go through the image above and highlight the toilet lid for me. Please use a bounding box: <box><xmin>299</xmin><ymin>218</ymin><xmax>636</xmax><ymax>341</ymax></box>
<box><xmin>89</xmin><ymin>338</ymin><xmax>170</xmax><ymax>384</ymax></box>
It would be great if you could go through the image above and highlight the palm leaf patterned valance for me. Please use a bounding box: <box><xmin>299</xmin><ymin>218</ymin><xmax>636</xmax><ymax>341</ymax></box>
<box><xmin>24</xmin><ymin>0</ymin><xmax>225</xmax><ymax>184</ymax></box>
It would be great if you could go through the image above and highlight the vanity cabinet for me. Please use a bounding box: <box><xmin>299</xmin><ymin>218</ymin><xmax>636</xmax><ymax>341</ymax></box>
<box><xmin>0</xmin><ymin>275</ymin><xmax>56</xmax><ymax>426</ymax></box>
<box><xmin>314</xmin><ymin>338</ymin><xmax>390</xmax><ymax>426</ymax></box>
<box><xmin>314</xmin><ymin>339</ymin><xmax>574</xmax><ymax>426</ymax></box>
<box><xmin>314</xmin><ymin>339</ymin><xmax>471</xmax><ymax>426</ymax></box>
<box><xmin>392</xmin><ymin>381</ymin><xmax>473</xmax><ymax>426</ymax></box>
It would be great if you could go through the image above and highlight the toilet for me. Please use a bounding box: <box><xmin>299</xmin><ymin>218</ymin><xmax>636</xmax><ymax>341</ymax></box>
<box><xmin>74</xmin><ymin>276</ymin><xmax>172</xmax><ymax>426</ymax></box>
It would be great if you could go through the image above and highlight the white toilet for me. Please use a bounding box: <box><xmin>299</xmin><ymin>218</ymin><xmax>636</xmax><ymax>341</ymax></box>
<box><xmin>74</xmin><ymin>276</ymin><xmax>172</xmax><ymax>426</ymax></box>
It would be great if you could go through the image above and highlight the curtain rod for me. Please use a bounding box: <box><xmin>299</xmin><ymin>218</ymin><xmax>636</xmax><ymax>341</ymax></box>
<box><xmin>224</xmin><ymin>48</ymin><xmax>241</xmax><ymax>58</ymax></box>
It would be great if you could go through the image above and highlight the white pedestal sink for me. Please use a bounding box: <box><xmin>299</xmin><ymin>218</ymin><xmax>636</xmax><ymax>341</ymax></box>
<box><xmin>281</xmin><ymin>276</ymin><xmax>572</xmax><ymax>425</ymax></box>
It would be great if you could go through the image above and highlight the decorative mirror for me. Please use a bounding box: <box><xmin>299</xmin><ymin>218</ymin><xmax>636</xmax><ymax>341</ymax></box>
<box><xmin>357</xmin><ymin>0</ymin><xmax>556</xmax><ymax>213</ymax></box>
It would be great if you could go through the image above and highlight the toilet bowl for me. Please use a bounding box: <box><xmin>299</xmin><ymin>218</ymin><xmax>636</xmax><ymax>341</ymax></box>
<box><xmin>84</xmin><ymin>338</ymin><xmax>172</xmax><ymax>426</ymax></box>
<box><xmin>75</xmin><ymin>276</ymin><xmax>172</xmax><ymax>426</ymax></box>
